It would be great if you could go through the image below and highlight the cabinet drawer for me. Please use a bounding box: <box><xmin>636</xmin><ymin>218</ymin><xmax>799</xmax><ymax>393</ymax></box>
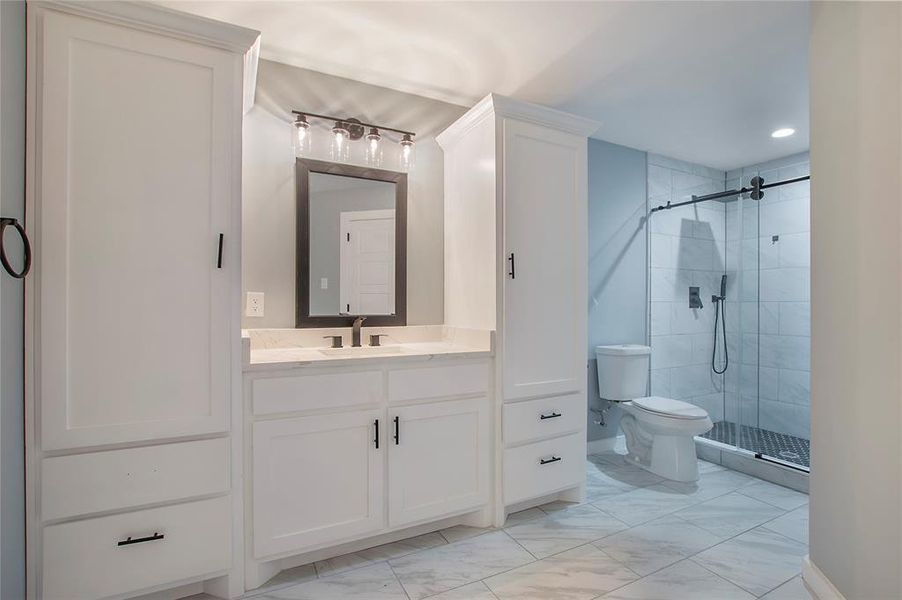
<box><xmin>503</xmin><ymin>394</ymin><xmax>583</xmax><ymax>446</ymax></box>
<box><xmin>388</xmin><ymin>362</ymin><xmax>489</xmax><ymax>402</ymax></box>
<box><xmin>253</xmin><ymin>371</ymin><xmax>383</xmax><ymax>415</ymax></box>
<box><xmin>42</xmin><ymin>496</ymin><xmax>230</xmax><ymax>600</ymax></box>
<box><xmin>503</xmin><ymin>433</ymin><xmax>584</xmax><ymax>505</ymax></box>
<box><xmin>42</xmin><ymin>438</ymin><xmax>229</xmax><ymax>520</ymax></box>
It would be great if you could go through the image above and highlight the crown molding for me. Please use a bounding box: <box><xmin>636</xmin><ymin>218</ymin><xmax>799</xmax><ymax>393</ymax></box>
<box><xmin>437</xmin><ymin>92</ymin><xmax>600</xmax><ymax>149</ymax></box>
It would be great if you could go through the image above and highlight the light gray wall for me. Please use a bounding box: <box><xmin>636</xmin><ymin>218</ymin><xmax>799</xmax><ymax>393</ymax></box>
<box><xmin>587</xmin><ymin>139</ymin><xmax>648</xmax><ymax>442</ymax></box>
<box><xmin>308</xmin><ymin>181</ymin><xmax>395</xmax><ymax>315</ymax></box>
<box><xmin>810</xmin><ymin>2</ymin><xmax>901</xmax><ymax>598</ymax></box>
<box><xmin>0</xmin><ymin>1</ymin><xmax>26</xmax><ymax>597</ymax></box>
<box><xmin>242</xmin><ymin>59</ymin><xmax>466</xmax><ymax>328</ymax></box>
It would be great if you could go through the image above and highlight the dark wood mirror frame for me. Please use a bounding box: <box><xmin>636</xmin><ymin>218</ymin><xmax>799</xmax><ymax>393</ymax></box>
<box><xmin>296</xmin><ymin>158</ymin><xmax>408</xmax><ymax>328</ymax></box>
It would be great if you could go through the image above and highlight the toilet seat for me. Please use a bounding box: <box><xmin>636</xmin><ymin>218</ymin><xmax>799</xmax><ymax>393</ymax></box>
<box><xmin>631</xmin><ymin>396</ymin><xmax>708</xmax><ymax>420</ymax></box>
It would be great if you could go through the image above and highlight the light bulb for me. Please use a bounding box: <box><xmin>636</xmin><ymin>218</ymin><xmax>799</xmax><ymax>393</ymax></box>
<box><xmin>399</xmin><ymin>133</ymin><xmax>415</xmax><ymax>171</ymax></box>
<box><xmin>294</xmin><ymin>114</ymin><xmax>311</xmax><ymax>156</ymax></box>
<box><xmin>331</xmin><ymin>121</ymin><xmax>350</xmax><ymax>162</ymax></box>
<box><xmin>365</xmin><ymin>128</ymin><xmax>383</xmax><ymax>167</ymax></box>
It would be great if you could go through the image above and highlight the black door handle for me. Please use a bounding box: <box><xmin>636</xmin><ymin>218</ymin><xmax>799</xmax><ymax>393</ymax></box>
<box><xmin>540</xmin><ymin>456</ymin><xmax>562</xmax><ymax>465</ymax></box>
<box><xmin>508</xmin><ymin>252</ymin><xmax>515</xmax><ymax>279</ymax></box>
<box><xmin>374</xmin><ymin>419</ymin><xmax>379</xmax><ymax>449</ymax></box>
<box><xmin>393</xmin><ymin>416</ymin><xmax>400</xmax><ymax>445</ymax></box>
<box><xmin>540</xmin><ymin>412</ymin><xmax>562</xmax><ymax>420</ymax></box>
<box><xmin>216</xmin><ymin>233</ymin><xmax>224</xmax><ymax>268</ymax></box>
<box><xmin>0</xmin><ymin>218</ymin><xmax>31</xmax><ymax>279</ymax></box>
<box><xmin>117</xmin><ymin>532</ymin><xmax>164</xmax><ymax>547</ymax></box>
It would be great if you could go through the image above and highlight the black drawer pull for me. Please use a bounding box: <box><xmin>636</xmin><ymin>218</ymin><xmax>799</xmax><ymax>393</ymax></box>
<box><xmin>540</xmin><ymin>412</ymin><xmax>562</xmax><ymax>420</ymax></box>
<box><xmin>540</xmin><ymin>456</ymin><xmax>562</xmax><ymax>465</ymax></box>
<box><xmin>374</xmin><ymin>419</ymin><xmax>380</xmax><ymax>449</ymax></box>
<box><xmin>117</xmin><ymin>532</ymin><xmax>164</xmax><ymax>547</ymax></box>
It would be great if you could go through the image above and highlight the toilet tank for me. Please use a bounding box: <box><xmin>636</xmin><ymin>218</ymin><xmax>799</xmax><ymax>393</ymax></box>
<box><xmin>595</xmin><ymin>344</ymin><xmax>651</xmax><ymax>401</ymax></box>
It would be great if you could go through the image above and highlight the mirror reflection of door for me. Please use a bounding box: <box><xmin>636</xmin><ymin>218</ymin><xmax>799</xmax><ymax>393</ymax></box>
<box><xmin>308</xmin><ymin>172</ymin><xmax>397</xmax><ymax>317</ymax></box>
<box><xmin>340</xmin><ymin>210</ymin><xmax>396</xmax><ymax>315</ymax></box>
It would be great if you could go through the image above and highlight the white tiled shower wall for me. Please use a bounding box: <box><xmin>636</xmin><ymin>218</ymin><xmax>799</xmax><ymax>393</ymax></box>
<box><xmin>647</xmin><ymin>154</ymin><xmax>728</xmax><ymax>420</ymax></box>
<box><xmin>726</xmin><ymin>153</ymin><xmax>811</xmax><ymax>440</ymax></box>
<box><xmin>648</xmin><ymin>152</ymin><xmax>810</xmax><ymax>441</ymax></box>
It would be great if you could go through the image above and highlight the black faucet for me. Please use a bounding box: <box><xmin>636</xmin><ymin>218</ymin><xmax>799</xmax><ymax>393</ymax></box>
<box><xmin>352</xmin><ymin>316</ymin><xmax>367</xmax><ymax>347</ymax></box>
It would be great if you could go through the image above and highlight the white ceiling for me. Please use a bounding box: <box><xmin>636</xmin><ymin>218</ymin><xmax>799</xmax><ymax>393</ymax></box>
<box><xmin>160</xmin><ymin>1</ymin><xmax>809</xmax><ymax>171</ymax></box>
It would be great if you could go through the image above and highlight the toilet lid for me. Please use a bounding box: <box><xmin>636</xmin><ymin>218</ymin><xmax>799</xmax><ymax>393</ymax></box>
<box><xmin>632</xmin><ymin>396</ymin><xmax>709</xmax><ymax>420</ymax></box>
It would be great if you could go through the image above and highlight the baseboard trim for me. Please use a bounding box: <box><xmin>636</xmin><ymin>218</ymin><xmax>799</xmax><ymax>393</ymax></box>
<box><xmin>587</xmin><ymin>435</ymin><xmax>624</xmax><ymax>455</ymax></box>
<box><xmin>803</xmin><ymin>555</ymin><xmax>846</xmax><ymax>600</ymax></box>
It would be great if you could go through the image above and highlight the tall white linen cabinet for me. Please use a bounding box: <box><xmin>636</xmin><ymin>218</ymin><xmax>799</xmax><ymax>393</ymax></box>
<box><xmin>25</xmin><ymin>2</ymin><xmax>259</xmax><ymax>598</ymax></box>
<box><xmin>437</xmin><ymin>95</ymin><xmax>597</xmax><ymax>521</ymax></box>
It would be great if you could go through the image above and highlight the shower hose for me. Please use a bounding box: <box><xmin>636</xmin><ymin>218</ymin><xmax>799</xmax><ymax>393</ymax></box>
<box><xmin>712</xmin><ymin>298</ymin><xmax>729</xmax><ymax>375</ymax></box>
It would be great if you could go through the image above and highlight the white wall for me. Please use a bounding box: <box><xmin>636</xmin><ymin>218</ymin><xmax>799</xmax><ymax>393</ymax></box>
<box><xmin>809</xmin><ymin>2</ymin><xmax>901</xmax><ymax>598</ymax></box>
<box><xmin>587</xmin><ymin>139</ymin><xmax>648</xmax><ymax>442</ymax></box>
<box><xmin>242</xmin><ymin>59</ymin><xmax>466</xmax><ymax>328</ymax></box>
<box><xmin>0</xmin><ymin>1</ymin><xmax>25</xmax><ymax>597</ymax></box>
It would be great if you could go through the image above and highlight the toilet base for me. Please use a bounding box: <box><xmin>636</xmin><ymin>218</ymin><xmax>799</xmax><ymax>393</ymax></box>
<box><xmin>620</xmin><ymin>408</ymin><xmax>709</xmax><ymax>483</ymax></box>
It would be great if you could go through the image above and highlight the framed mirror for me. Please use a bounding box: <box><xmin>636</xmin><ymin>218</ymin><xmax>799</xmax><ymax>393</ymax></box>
<box><xmin>296</xmin><ymin>158</ymin><xmax>407</xmax><ymax>327</ymax></box>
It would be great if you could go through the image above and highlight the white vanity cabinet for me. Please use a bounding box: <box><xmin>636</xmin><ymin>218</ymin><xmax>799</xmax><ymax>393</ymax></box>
<box><xmin>26</xmin><ymin>3</ymin><xmax>259</xmax><ymax>598</ymax></box>
<box><xmin>388</xmin><ymin>398</ymin><xmax>490</xmax><ymax>527</ymax></box>
<box><xmin>253</xmin><ymin>410</ymin><xmax>385</xmax><ymax>558</ymax></box>
<box><xmin>244</xmin><ymin>357</ymin><xmax>492</xmax><ymax>585</ymax></box>
<box><xmin>438</xmin><ymin>94</ymin><xmax>595</xmax><ymax>516</ymax></box>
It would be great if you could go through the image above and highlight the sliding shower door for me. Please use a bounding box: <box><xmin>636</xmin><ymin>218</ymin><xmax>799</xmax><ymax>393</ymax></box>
<box><xmin>647</xmin><ymin>154</ymin><xmax>811</xmax><ymax>470</ymax></box>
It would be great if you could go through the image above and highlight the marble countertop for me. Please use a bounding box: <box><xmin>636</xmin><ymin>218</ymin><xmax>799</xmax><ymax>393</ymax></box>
<box><xmin>242</xmin><ymin>326</ymin><xmax>494</xmax><ymax>372</ymax></box>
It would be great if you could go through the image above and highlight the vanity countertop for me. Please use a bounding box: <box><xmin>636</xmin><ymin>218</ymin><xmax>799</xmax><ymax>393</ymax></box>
<box><xmin>242</xmin><ymin>326</ymin><xmax>494</xmax><ymax>372</ymax></box>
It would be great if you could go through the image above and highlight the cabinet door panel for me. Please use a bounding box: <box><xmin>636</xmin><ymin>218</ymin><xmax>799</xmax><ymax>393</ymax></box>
<box><xmin>37</xmin><ymin>11</ymin><xmax>236</xmax><ymax>449</ymax></box>
<box><xmin>253</xmin><ymin>411</ymin><xmax>384</xmax><ymax>558</ymax></box>
<box><xmin>502</xmin><ymin>119</ymin><xmax>586</xmax><ymax>400</ymax></box>
<box><xmin>389</xmin><ymin>398</ymin><xmax>489</xmax><ymax>527</ymax></box>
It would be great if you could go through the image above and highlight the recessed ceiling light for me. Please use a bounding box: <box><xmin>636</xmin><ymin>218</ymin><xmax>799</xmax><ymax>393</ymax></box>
<box><xmin>771</xmin><ymin>128</ymin><xmax>795</xmax><ymax>138</ymax></box>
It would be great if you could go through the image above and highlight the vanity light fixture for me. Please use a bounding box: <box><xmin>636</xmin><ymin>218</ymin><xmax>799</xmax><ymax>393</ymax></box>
<box><xmin>294</xmin><ymin>114</ymin><xmax>311</xmax><ymax>155</ymax></box>
<box><xmin>365</xmin><ymin>127</ymin><xmax>383</xmax><ymax>167</ymax></box>
<box><xmin>291</xmin><ymin>110</ymin><xmax>416</xmax><ymax>170</ymax></box>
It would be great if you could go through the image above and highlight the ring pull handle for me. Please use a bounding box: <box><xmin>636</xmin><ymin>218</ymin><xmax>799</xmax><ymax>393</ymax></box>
<box><xmin>0</xmin><ymin>218</ymin><xmax>32</xmax><ymax>279</ymax></box>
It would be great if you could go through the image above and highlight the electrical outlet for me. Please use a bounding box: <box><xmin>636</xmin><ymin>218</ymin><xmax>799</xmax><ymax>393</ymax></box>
<box><xmin>246</xmin><ymin>292</ymin><xmax>264</xmax><ymax>317</ymax></box>
<box><xmin>320</xmin><ymin>277</ymin><xmax>328</xmax><ymax>290</ymax></box>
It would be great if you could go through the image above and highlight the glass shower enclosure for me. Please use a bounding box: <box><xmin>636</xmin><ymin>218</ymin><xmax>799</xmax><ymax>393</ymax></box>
<box><xmin>647</xmin><ymin>154</ymin><xmax>810</xmax><ymax>470</ymax></box>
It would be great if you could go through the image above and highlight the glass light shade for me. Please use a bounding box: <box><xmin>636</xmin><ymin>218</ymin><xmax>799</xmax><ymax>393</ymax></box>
<box><xmin>330</xmin><ymin>122</ymin><xmax>350</xmax><ymax>162</ymax></box>
<box><xmin>294</xmin><ymin>115</ymin><xmax>311</xmax><ymax>156</ymax></box>
<box><xmin>399</xmin><ymin>134</ymin><xmax>415</xmax><ymax>171</ymax></box>
<box><xmin>365</xmin><ymin>128</ymin><xmax>383</xmax><ymax>167</ymax></box>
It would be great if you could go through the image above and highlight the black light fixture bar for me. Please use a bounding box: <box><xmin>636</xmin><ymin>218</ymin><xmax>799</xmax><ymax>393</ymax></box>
<box><xmin>291</xmin><ymin>110</ymin><xmax>416</xmax><ymax>138</ymax></box>
<box><xmin>649</xmin><ymin>175</ymin><xmax>810</xmax><ymax>214</ymax></box>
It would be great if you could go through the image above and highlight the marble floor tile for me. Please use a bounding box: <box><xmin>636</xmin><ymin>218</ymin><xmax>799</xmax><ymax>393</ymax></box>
<box><xmin>593</xmin><ymin>483</ymin><xmax>702</xmax><ymax>526</ymax></box>
<box><xmin>762</xmin><ymin>505</ymin><xmax>809</xmax><ymax>544</ymax></box>
<box><xmin>250</xmin><ymin>564</ymin><xmax>318</xmax><ymax>596</ymax></box>
<box><xmin>761</xmin><ymin>575</ymin><xmax>813</xmax><ymax>600</ymax></box>
<box><xmin>588</xmin><ymin>452</ymin><xmax>628</xmax><ymax>467</ymax></box>
<box><xmin>504</xmin><ymin>504</ymin><xmax>629</xmax><ymax>559</ymax></box>
<box><xmin>595</xmin><ymin>515</ymin><xmax>724</xmax><ymax>576</ymax></box>
<box><xmin>697</xmin><ymin>459</ymin><xmax>727</xmax><ymax>474</ymax></box>
<box><xmin>601</xmin><ymin>559</ymin><xmax>755</xmax><ymax>600</ymax></box>
<box><xmin>439</xmin><ymin>524</ymin><xmax>494</xmax><ymax>544</ymax></box>
<box><xmin>601</xmin><ymin>464</ymin><xmax>667</xmax><ymax>488</ymax></box>
<box><xmin>693</xmin><ymin>527</ymin><xmax>808</xmax><ymax>596</ymax></box>
<box><xmin>585</xmin><ymin>471</ymin><xmax>640</xmax><ymax>500</ymax></box>
<box><xmin>390</xmin><ymin>531</ymin><xmax>534</xmax><ymax>599</ymax></box>
<box><xmin>484</xmin><ymin>544</ymin><xmax>638</xmax><ymax>600</ymax></box>
<box><xmin>424</xmin><ymin>581</ymin><xmax>499</xmax><ymax>599</ymax></box>
<box><xmin>315</xmin><ymin>532</ymin><xmax>448</xmax><ymax>576</ymax></box>
<box><xmin>661</xmin><ymin>468</ymin><xmax>756</xmax><ymax>502</ymax></box>
<box><xmin>263</xmin><ymin>562</ymin><xmax>408</xmax><ymax>600</ymax></box>
<box><xmin>537</xmin><ymin>500</ymin><xmax>581</xmax><ymax>514</ymax></box>
<box><xmin>737</xmin><ymin>480</ymin><xmax>809</xmax><ymax>511</ymax></box>
<box><xmin>675</xmin><ymin>492</ymin><xmax>786</xmax><ymax>537</ymax></box>
<box><xmin>503</xmin><ymin>507</ymin><xmax>546</xmax><ymax>527</ymax></box>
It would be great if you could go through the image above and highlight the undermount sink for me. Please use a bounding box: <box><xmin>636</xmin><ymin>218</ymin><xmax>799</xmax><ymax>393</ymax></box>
<box><xmin>318</xmin><ymin>345</ymin><xmax>410</xmax><ymax>357</ymax></box>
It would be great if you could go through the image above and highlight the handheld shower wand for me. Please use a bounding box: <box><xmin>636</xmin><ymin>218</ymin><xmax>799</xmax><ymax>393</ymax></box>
<box><xmin>712</xmin><ymin>274</ymin><xmax>729</xmax><ymax>375</ymax></box>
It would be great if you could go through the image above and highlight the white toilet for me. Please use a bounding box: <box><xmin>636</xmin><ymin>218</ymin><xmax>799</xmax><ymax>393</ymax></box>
<box><xmin>595</xmin><ymin>344</ymin><xmax>713</xmax><ymax>482</ymax></box>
